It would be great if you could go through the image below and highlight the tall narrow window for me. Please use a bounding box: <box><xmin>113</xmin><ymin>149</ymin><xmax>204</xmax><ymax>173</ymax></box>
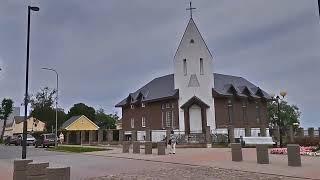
<box><xmin>183</xmin><ymin>59</ymin><xmax>187</xmax><ymax>76</ymax></box>
<box><xmin>131</xmin><ymin>118</ymin><xmax>135</xmax><ymax>128</ymax></box>
<box><xmin>242</xmin><ymin>100</ymin><xmax>247</xmax><ymax>124</ymax></box>
<box><xmin>141</xmin><ymin>117</ymin><xmax>146</xmax><ymax>127</ymax></box>
<box><xmin>161</xmin><ymin>112</ymin><xmax>164</xmax><ymax>129</ymax></box>
<box><xmin>227</xmin><ymin>99</ymin><xmax>233</xmax><ymax>124</ymax></box>
<box><xmin>200</xmin><ymin>58</ymin><xmax>204</xmax><ymax>75</ymax></box>
<box><xmin>256</xmin><ymin>102</ymin><xmax>261</xmax><ymax>123</ymax></box>
<box><xmin>171</xmin><ymin>111</ymin><xmax>175</xmax><ymax>128</ymax></box>
<box><xmin>166</xmin><ymin>111</ymin><xmax>172</xmax><ymax>127</ymax></box>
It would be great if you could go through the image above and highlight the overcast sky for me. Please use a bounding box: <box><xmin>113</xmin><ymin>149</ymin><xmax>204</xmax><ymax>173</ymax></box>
<box><xmin>0</xmin><ymin>0</ymin><xmax>319</xmax><ymax>127</ymax></box>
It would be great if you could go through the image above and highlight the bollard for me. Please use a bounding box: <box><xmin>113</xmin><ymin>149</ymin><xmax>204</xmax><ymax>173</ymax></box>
<box><xmin>46</xmin><ymin>167</ymin><xmax>70</xmax><ymax>180</ymax></box>
<box><xmin>119</xmin><ymin>130</ymin><xmax>124</xmax><ymax>143</ymax></box>
<box><xmin>166</xmin><ymin>129</ymin><xmax>171</xmax><ymax>144</ymax></box>
<box><xmin>256</xmin><ymin>144</ymin><xmax>269</xmax><ymax>164</ymax></box>
<box><xmin>245</xmin><ymin>127</ymin><xmax>251</xmax><ymax>137</ymax></box>
<box><xmin>133</xmin><ymin>141</ymin><xmax>140</xmax><ymax>154</ymax></box>
<box><xmin>145</xmin><ymin>129</ymin><xmax>151</xmax><ymax>141</ymax></box>
<box><xmin>26</xmin><ymin>162</ymin><xmax>49</xmax><ymax>180</ymax></box>
<box><xmin>287</xmin><ymin>144</ymin><xmax>301</xmax><ymax>167</ymax></box>
<box><xmin>260</xmin><ymin>126</ymin><xmax>266</xmax><ymax>137</ymax></box>
<box><xmin>122</xmin><ymin>141</ymin><xmax>130</xmax><ymax>153</ymax></box>
<box><xmin>308</xmin><ymin>128</ymin><xmax>314</xmax><ymax>138</ymax></box>
<box><xmin>231</xmin><ymin>143</ymin><xmax>242</xmax><ymax>162</ymax></box>
<box><xmin>13</xmin><ymin>159</ymin><xmax>33</xmax><ymax>180</ymax></box>
<box><xmin>297</xmin><ymin>128</ymin><xmax>304</xmax><ymax>137</ymax></box>
<box><xmin>131</xmin><ymin>130</ymin><xmax>137</xmax><ymax>141</ymax></box>
<box><xmin>157</xmin><ymin>141</ymin><xmax>166</xmax><ymax>155</ymax></box>
<box><xmin>145</xmin><ymin>141</ymin><xmax>152</xmax><ymax>154</ymax></box>
<box><xmin>287</xmin><ymin>126</ymin><xmax>294</xmax><ymax>143</ymax></box>
<box><xmin>228</xmin><ymin>127</ymin><xmax>235</xmax><ymax>143</ymax></box>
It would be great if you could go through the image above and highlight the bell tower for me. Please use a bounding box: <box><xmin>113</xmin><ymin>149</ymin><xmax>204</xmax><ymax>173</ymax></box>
<box><xmin>174</xmin><ymin>2</ymin><xmax>215</xmax><ymax>132</ymax></box>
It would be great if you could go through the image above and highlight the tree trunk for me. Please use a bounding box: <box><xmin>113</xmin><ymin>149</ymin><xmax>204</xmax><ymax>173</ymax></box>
<box><xmin>0</xmin><ymin>118</ymin><xmax>7</xmax><ymax>141</ymax></box>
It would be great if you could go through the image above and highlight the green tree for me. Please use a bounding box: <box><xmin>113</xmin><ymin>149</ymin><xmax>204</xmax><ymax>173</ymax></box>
<box><xmin>268</xmin><ymin>100</ymin><xmax>301</xmax><ymax>147</ymax></box>
<box><xmin>67</xmin><ymin>103</ymin><xmax>96</xmax><ymax>121</ymax></box>
<box><xmin>30</xmin><ymin>87</ymin><xmax>66</xmax><ymax>131</ymax></box>
<box><xmin>95</xmin><ymin>108</ymin><xmax>117</xmax><ymax>129</ymax></box>
<box><xmin>267</xmin><ymin>100</ymin><xmax>301</xmax><ymax>129</ymax></box>
<box><xmin>0</xmin><ymin>98</ymin><xmax>14</xmax><ymax>141</ymax></box>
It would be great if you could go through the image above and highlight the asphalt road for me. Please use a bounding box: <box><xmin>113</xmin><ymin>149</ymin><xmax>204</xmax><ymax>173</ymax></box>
<box><xmin>0</xmin><ymin>144</ymin><xmax>66</xmax><ymax>160</ymax></box>
<box><xmin>0</xmin><ymin>145</ymin><xmax>184</xmax><ymax>180</ymax></box>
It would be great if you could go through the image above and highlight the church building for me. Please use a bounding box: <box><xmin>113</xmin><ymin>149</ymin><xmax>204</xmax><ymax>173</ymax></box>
<box><xmin>116</xmin><ymin>6</ymin><xmax>271</xmax><ymax>141</ymax></box>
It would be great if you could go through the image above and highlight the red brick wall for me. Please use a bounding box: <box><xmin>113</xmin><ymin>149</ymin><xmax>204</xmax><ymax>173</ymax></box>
<box><xmin>122</xmin><ymin>100</ymin><xmax>179</xmax><ymax>131</ymax></box>
<box><xmin>215</xmin><ymin>97</ymin><xmax>269</xmax><ymax>128</ymax></box>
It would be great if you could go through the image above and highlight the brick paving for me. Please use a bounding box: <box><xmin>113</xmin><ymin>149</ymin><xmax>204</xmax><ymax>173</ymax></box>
<box><xmin>86</xmin><ymin>147</ymin><xmax>320</xmax><ymax>179</ymax></box>
<box><xmin>91</xmin><ymin>166</ymin><xmax>304</xmax><ymax>180</ymax></box>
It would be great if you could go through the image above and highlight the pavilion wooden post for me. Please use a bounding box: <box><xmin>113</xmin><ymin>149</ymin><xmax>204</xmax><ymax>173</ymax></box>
<box><xmin>81</xmin><ymin>131</ymin><xmax>85</xmax><ymax>145</ymax></box>
<box><xmin>245</xmin><ymin>127</ymin><xmax>251</xmax><ymax>137</ymax></box>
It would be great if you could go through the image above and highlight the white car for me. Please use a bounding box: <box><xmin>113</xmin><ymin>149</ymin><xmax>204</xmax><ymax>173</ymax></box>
<box><xmin>26</xmin><ymin>134</ymin><xmax>36</xmax><ymax>146</ymax></box>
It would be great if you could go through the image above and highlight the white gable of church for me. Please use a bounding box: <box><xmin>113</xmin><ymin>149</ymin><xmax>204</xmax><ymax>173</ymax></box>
<box><xmin>173</xmin><ymin>18</ymin><xmax>216</xmax><ymax>131</ymax></box>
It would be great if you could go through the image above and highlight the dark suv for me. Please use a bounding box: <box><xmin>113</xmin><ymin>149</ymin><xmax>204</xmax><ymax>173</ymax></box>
<box><xmin>4</xmin><ymin>134</ymin><xmax>22</xmax><ymax>146</ymax></box>
<box><xmin>35</xmin><ymin>133</ymin><xmax>56</xmax><ymax>148</ymax></box>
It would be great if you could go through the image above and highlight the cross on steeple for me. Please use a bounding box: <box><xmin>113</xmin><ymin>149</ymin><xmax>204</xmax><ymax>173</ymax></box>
<box><xmin>186</xmin><ymin>1</ymin><xmax>196</xmax><ymax>19</ymax></box>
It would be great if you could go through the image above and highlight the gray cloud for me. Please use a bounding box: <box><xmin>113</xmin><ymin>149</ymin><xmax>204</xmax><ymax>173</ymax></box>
<box><xmin>0</xmin><ymin>0</ymin><xmax>319</xmax><ymax>127</ymax></box>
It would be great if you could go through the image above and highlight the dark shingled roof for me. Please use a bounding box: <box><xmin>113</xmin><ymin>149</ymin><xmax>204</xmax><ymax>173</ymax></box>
<box><xmin>115</xmin><ymin>73</ymin><xmax>270</xmax><ymax>107</ymax></box>
<box><xmin>60</xmin><ymin>115</ymin><xmax>82</xmax><ymax>130</ymax></box>
<box><xmin>14</xmin><ymin>116</ymin><xmax>25</xmax><ymax>124</ymax></box>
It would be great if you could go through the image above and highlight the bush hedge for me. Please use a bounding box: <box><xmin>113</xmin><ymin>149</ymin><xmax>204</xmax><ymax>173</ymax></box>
<box><xmin>294</xmin><ymin>137</ymin><xmax>320</xmax><ymax>147</ymax></box>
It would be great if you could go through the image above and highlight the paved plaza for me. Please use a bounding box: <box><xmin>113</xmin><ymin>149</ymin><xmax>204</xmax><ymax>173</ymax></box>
<box><xmin>0</xmin><ymin>145</ymin><xmax>319</xmax><ymax>179</ymax></box>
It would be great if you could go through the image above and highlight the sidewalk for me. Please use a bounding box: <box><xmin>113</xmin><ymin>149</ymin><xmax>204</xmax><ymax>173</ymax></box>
<box><xmin>85</xmin><ymin>147</ymin><xmax>320</xmax><ymax>179</ymax></box>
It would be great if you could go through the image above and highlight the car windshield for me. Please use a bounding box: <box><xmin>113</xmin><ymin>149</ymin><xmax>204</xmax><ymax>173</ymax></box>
<box><xmin>45</xmin><ymin>134</ymin><xmax>55</xmax><ymax>139</ymax></box>
<box><xmin>27</xmin><ymin>134</ymin><xmax>34</xmax><ymax>138</ymax></box>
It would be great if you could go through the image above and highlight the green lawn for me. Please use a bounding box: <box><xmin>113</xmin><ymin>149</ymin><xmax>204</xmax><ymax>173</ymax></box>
<box><xmin>47</xmin><ymin>145</ymin><xmax>110</xmax><ymax>153</ymax></box>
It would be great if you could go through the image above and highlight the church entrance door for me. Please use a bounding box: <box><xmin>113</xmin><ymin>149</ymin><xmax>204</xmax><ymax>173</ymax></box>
<box><xmin>189</xmin><ymin>104</ymin><xmax>202</xmax><ymax>133</ymax></box>
<box><xmin>181</xmin><ymin>96</ymin><xmax>210</xmax><ymax>134</ymax></box>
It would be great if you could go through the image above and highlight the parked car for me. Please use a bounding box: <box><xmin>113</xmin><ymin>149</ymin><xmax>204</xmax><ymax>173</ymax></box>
<box><xmin>5</xmin><ymin>134</ymin><xmax>22</xmax><ymax>146</ymax></box>
<box><xmin>35</xmin><ymin>133</ymin><xmax>55</xmax><ymax>148</ymax></box>
<box><xmin>26</xmin><ymin>134</ymin><xmax>36</xmax><ymax>146</ymax></box>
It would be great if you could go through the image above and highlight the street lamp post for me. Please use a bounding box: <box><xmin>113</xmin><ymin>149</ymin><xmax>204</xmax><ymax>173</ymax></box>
<box><xmin>22</xmin><ymin>5</ymin><xmax>39</xmax><ymax>159</ymax></box>
<box><xmin>41</xmin><ymin>68</ymin><xmax>59</xmax><ymax>148</ymax></box>
<box><xmin>271</xmin><ymin>91</ymin><xmax>287</xmax><ymax>148</ymax></box>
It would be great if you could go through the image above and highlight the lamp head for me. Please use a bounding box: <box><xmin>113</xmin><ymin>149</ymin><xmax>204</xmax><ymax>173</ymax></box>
<box><xmin>280</xmin><ymin>91</ymin><xmax>287</xmax><ymax>98</ymax></box>
<box><xmin>29</xmin><ymin>6</ymin><xmax>40</xmax><ymax>11</ymax></box>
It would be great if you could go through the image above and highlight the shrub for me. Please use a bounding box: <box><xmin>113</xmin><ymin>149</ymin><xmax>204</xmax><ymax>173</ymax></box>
<box><xmin>294</xmin><ymin>137</ymin><xmax>320</xmax><ymax>147</ymax></box>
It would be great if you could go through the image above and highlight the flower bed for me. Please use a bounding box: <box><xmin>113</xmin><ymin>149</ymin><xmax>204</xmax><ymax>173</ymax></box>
<box><xmin>270</xmin><ymin>146</ymin><xmax>320</xmax><ymax>156</ymax></box>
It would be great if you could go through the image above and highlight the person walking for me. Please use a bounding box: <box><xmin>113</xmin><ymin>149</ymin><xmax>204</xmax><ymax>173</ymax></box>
<box><xmin>169</xmin><ymin>130</ymin><xmax>177</xmax><ymax>154</ymax></box>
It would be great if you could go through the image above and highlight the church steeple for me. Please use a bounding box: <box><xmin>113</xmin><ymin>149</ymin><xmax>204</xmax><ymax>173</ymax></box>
<box><xmin>174</xmin><ymin>2</ymin><xmax>216</xmax><ymax>131</ymax></box>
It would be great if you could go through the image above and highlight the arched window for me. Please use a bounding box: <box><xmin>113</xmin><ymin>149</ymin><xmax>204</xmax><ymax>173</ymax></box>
<box><xmin>183</xmin><ymin>59</ymin><xmax>187</xmax><ymax>76</ymax></box>
<box><xmin>227</xmin><ymin>99</ymin><xmax>233</xmax><ymax>124</ymax></box>
<box><xmin>200</xmin><ymin>58</ymin><xmax>204</xmax><ymax>75</ymax></box>
<box><xmin>255</xmin><ymin>101</ymin><xmax>261</xmax><ymax>123</ymax></box>
<box><xmin>242</xmin><ymin>100</ymin><xmax>247</xmax><ymax>124</ymax></box>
